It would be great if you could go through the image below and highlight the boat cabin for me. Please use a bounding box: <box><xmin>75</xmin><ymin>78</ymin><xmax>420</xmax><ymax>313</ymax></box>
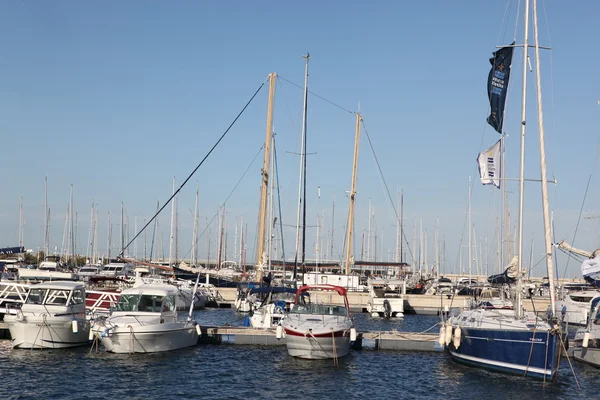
<box><xmin>114</xmin><ymin>286</ymin><xmax>177</xmax><ymax>313</ymax></box>
<box><xmin>25</xmin><ymin>281</ymin><xmax>86</xmax><ymax>308</ymax></box>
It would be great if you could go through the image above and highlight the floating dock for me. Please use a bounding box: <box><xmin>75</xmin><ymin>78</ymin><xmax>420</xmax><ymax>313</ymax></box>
<box><xmin>197</xmin><ymin>325</ymin><xmax>441</xmax><ymax>351</ymax></box>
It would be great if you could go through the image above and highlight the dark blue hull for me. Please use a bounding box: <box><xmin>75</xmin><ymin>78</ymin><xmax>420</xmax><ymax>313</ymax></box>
<box><xmin>449</xmin><ymin>327</ymin><xmax>562</xmax><ymax>379</ymax></box>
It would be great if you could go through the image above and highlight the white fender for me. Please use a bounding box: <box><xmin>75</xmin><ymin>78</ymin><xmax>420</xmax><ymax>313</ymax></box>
<box><xmin>438</xmin><ymin>326</ymin><xmax>445</xmax><ymax>346</ymax></box>
<box><xmin>350</xmin><ymin>327</ymin><xmax>357</xmax><ymax>342</ymax></box>
<box><xmin>72</xmin><ymin>320</ymin><xmax>78</xmax><ymax>334</ymax></box>
<box><xmin>453</xmin><ymin>326</ymin><xmax>462</xmax><ymax>349</ymax></box>
<box><xmin>235</xmin><ymin>299</ymin><xmax>240</xmax><ymax>310</ymax></box>
<box><xmin>88</xmin><ymin>328</ymin><xmax>94</xmax><ymax>341</ymax></box>
<box><xmin>445</xmin><ymin>324</ymin><xmax>453</xmax><ymax>346</ymax></box>
<box><xmin>276</xmin><ymin>324</ymin><xmax>283</xmax><ymax>340</ymax></box>
<box><xmin>583</xmin><ymin>332</ymin><xmax>590</xmax><ymax>348</ymax></box>
<box><xmin>196</xmin><ymin>324</ymin><xmax>202</xmax><ymax>336</ymax></box>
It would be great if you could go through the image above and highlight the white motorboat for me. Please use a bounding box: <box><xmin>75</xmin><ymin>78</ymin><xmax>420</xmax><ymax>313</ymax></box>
<box><xmin>4</xmin><ymin>281</ymin><xmax>90</xmax><ymax>349</ymax></box>
<box><xmin>366</xmin><ymin>278</ymin><xmax>405</xmax><ymax>318</ymax></box>
<box><xmin>572</xmin><ymin>297</ymin><xmax>600</xmax><ymax>367</ymax></box>
<box><xmin>282</xmin><ymin>284</ymin><xmax>355</xmax><ymax>360</ymax></box>
<box><xmin>92</xmin><ymin>283</ymin><xmax>201</xmax><ymax>353</ymax></box>
<box><xmin>249</xmin><ymin>286</ymin><xmax>296</xmax><ymax>329</ymax></box>
<box><xmin>556</xmin><ymin>288</ymin><xmax>600</xmax><ymax>326</ymax></box>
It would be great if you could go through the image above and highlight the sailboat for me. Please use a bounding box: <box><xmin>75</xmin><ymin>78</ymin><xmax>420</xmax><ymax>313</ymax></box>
<box><xmin>446</xmin><ymin>0</ymin><xmax>562</xmax><ymax>380</ymax></box>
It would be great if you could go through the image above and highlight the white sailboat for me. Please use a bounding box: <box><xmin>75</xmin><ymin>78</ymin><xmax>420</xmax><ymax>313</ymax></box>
<box><xmin>447</xmin><ymin>0</ymin><xmax>562</xmax><ymax>380</ymax></box>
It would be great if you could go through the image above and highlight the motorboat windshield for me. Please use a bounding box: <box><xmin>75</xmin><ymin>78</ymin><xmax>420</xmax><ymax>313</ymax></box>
<box><xmin>115</xmin><ymin>294</ymin><xmax>175</xmax><ymax>312</ymax></box>
<box><xmin>25</xmin><ymin>287</ymin><xmax>84</xmax><ymax>306</ymax></box>
<box><xmin>290</xmin><ymin>303</ymin><xmax>348</xmax><ymax>316</ymax></box>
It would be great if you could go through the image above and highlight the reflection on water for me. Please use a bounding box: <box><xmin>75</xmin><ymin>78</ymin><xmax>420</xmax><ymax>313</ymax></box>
<box><xmin>0</xmin><ymin>310</ymin><xmax>596</xmax><ymax>399</ymax></box>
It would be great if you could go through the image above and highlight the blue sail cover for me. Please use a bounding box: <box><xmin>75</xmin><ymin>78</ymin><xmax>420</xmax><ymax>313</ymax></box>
<box><xmin>582</xmin><ymin>256</ymin><xmax>600</xmax><ymax>288</ymax></box>
<box><xmin>0</xmin><ymin>246</ymin><xmax>25</xmax><ymax>255</ymax></box>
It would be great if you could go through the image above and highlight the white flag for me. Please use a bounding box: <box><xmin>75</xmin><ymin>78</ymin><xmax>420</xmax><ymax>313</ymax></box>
<box><xmin>477</xmin><ymin>140</ymin><xmax>501</xmax><ymax>188</ymax></box>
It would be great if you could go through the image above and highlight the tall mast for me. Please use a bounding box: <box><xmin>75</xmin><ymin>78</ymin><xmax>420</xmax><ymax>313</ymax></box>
<box><xmin>107</xmin><ymin>211</ymin><xmax>112</xmax><ymax>261</ymax></box>
<box><xmin>468</xmin><ymin>176</ymin><xmax>472</xmax><ymax>281</ymax></box>
<box><xmin>330</xmin><ymin>194</ymin><xmax>335</xmax><ymax>260</ymax></box>
<box><xmin>44</xmin><ymin>176</ymin><xmax>49</xmax><ymax>257</ymax></box>
<box><xmin>344</xmin><ymin>112</ymin><xmax>362</xmax><ymax>275</ymax></box>
<box><xmin>516</xmin><ymin>0</ymin><xmax>531</xmax><ymax>319</ymax></box>
<box><xmin>18</xmin><ymin>196</ymin><xmax>24</xmax><ymax>248</ymax></box>
<box><xmin>192</xmin><ymin>185</ymin><xmax>199</xmax><ymax>266</ymax></box>
<box><xmin>168</xmin><ymin>178</ymin><xmax>175</xmax><ymax>267</ymax></box>
<box><xmin>94</xmin><ymin>206</ymin><xmax>99</xmax><ymax>263</ymax></box>
<box><xmin>120</xmin><ymin>201</ymin><xmax>124</xmax><ymax>257</ymax></box>
<box><xmin>395</xmin><ymin>191</ymin><xmax>400</xmax><ymax>262</ymax></box>
<box><xmin>256</xmin><ymin>72</ymin><xmax>277</xmax><ymax>282</ymax></box>
<box><xmin>400</xmin><ymin>190</ymin><xmax>404</xmax><ymax>263</ymax></box>
<box><xmin>87</xmin><ymin>200</ymin><xmax>94</xmax><ymax>263</ymax></box>
<box><xmin>532</xmin><ymin>0</ymin><xmax>556</xmax><ymax>314</ymax></box>
<box><xmin>294</xmin><ymin>54</ymin><xmax>310</xmax><ymax>276</ymax></box>
<box><xmin>70</xmin><ymin>185</ymin><xmax>75</xmax><ymax>267</ymax></box>
<box><xmin>268</xmin><ymin>133</ymin><xmax>276</xmax><ymax>274</ymax></box>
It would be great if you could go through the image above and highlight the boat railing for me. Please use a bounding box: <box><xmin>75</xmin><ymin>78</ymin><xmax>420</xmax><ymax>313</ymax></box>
<box><xmin>0</xmin><ymin>281</ymin><xmax>30</xmax><ymax>309</ymax></box>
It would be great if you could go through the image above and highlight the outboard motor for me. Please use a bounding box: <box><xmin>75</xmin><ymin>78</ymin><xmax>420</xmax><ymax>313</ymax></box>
<box><xmin>383</xmin><ymin>299</ymin><xmax>392</xmax><ymax>319</ymax></box>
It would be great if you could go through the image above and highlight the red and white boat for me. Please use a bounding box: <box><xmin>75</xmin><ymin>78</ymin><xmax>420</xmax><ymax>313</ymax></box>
<box><xmin>281</xmin><ymin>284</ymin><xmax>355</xmax><ymax>360</ymax></box>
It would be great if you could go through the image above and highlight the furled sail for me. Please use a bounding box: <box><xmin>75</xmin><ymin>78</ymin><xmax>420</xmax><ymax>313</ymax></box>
<box><xmin>488</xmin><ymin>255</ymin><xmax>518</xmax><ymax>284</ymax></box>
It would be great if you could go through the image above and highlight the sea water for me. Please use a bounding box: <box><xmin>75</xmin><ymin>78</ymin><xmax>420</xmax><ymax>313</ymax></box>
<box><xmin>0</xmin><ymin>310</ymin><xmax>595</xmax><ymax>399</ymax></box>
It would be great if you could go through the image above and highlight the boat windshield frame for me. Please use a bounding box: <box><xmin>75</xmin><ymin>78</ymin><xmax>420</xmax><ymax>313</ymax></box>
<box><xmin>115</xmin><ymin>293</ymin><xmax>176</xmax><ymax>313</ymax></box>
<box><xmin>290</xmin><ymin>303</ymin><xmax>348</xmax><ymax>317</ymax></box>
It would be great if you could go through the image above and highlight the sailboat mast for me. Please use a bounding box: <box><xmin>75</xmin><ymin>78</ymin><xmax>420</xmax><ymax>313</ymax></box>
<box><xmin>192</xmin><ymin>185</ymin><xmax>199</xmax><ymax>266</ymax></box>
<box><xmin>468</xmin><ymin>176</ymin><xmax>472</xmax><ymax>281</ymax></box>
<box><xmin>44</xmin><ymin>176</ymin><xmax>49</xmax><ymax>257</ymax></box>
<box><xmin>294</xmin><ymin>54</ymin><xmax>310</xmax><ymax>276</ymax></box>
<box><xmin>70</xmin><ymin>185</ymin><xmax>75</xmax><ymax>267</ymax></box>
<box><xmin>532</xmin><ymin>0</ymin><xmax>556</xmax><ymax>314</ymax></box>
<box><xmin>344</xmin><ymin>112</ymin><xmax>362</xmax><ymax>275</ymax></box>
<box><xmin>400</xmin><ymin>190</ymin><xmax>404</xmax><ymax>263</ymax></box>
<box><xmin>330</xmin><ymin>194</ymin><xmax>335</xmax><ymax>260</ymax></box>
<box><xmin>256</xmin><ymin>72</ymin><xmax>276</xmax><ymax>282</ymax></box>
<box><xmin>18</xmin><ymin>196</ymin><xmax>24</xmax><ymax>248</ymax></box>
<box><xmin>120</xmin><ymin>201</ymin><xmax>124</xmax><ymax>257</ymax></box>
<box><xmin>168</xmin><ymin>178</ymin><xmax>176</xmax><ymax>267</ymax></box>
<box><xmin>516</xmin><ymin>0</ymin><xmax>531</xmax><ymax>320</ymax></box>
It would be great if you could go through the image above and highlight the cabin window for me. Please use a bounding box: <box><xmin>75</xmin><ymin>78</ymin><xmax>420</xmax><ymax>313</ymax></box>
<box><xmin>26</xmin><ymin>288</ymin><xmax>48</xmax><ymax>305</ymax></box>
<box><xmin>46</xmin><ymin>289</ymin><xmax>70</xmax><ymax>305</ymax></box>
<box><xmin>116</xmin><ymin>294</ymin><xmax>141</xmax><ymax>312</ymax></box>
<box><xmin>161</xmin><ymin>295</ymin><xmax>175</xmax><ymax>312</ymax></box>
<box><xmin>135</xmin><ymin>295</ymin><xmax>166</xmax><ymax>312</ymax></box>
<box><xmin>70</xmin><ymin>289</ymin><xmax>85</xmax><ymax>305</ymax></box>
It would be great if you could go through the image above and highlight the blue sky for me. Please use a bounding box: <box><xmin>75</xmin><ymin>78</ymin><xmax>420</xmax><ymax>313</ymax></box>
<box><xmin>1</xmin><ymin>1</ymin><xmax>599</xmax><ymax>279</ymax></box>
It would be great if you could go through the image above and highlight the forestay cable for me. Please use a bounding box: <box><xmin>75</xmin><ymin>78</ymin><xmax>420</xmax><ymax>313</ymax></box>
<box><xmin>119</xmin><ymin>79</ymin><xmax>267</xmax><ymax>257</ymax></box>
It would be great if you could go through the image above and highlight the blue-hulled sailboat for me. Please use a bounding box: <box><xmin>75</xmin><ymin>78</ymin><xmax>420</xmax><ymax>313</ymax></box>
<box><xmin>446</xmin><ymin>0</ymin><xmax>562</xmax><ymax>380</ymax></box>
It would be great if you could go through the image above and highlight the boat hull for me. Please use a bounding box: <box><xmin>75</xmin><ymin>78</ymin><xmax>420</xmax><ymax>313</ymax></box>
<box><xmin>5</xmin><ymin>314</ymin><xmax>90</xmax><ymax>349</ymax></box>
<box><xmin>95</xmin><ymin>323</ymin><xmax>198</xmax><ymax>353</ymax></box>
<box><xmin>284</xmin><ymin>329</ymin><xmax>350</xmax><ymax>359</ymax></box>
<box><xmin>449</xmin><ymin>326</ymin><xmax>561</xmax><ymax>379</ymax></box>
<box><xmin>572</xmin><ymin>331</ymin><xmax>600</xmax><ymax>367</ymax></box>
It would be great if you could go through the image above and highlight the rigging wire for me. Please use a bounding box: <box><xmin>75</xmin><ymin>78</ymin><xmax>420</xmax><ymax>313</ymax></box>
<box><xmin>118</xmin><ymin>79</ymin><xmax>267</xmax><ymax>257</ymax></box>
<box><xmin>278</xmin><ymin>76</ymin><xmax>355</xmax><ymax>115</ymax></box>
<box><xmin>180</xmin><ymin>144</ymin><xmax>266</xmax><ymax>261</ymax></box>
<box><xmin>359</xmin><ymin>119</ymin><xmax>415</xmax><ymax>264</ymax></box>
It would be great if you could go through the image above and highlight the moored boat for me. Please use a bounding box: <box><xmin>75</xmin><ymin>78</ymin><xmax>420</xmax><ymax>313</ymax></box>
<box><xmin>4</xmin><ymin>281</ymin><xmax>90</xmax><ymax>349</ymax></box>
<box><xmin>91</xmin><ymin>283</ymin><xmax>201</xmax><ymax>353</ymax></box>
<box><xmin>282</xmin><ymin>284</ymin><xmax>355</xmax><ymax>360</ymax></box>
<box><xmin>572</xmin><ymin>297</ymin><xmax>600</xmax><ymax>367</ymax></box>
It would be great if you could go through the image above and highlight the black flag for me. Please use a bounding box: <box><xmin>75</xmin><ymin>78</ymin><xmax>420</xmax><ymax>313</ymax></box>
<box><xmin>486</xmin><ymin>43</ymin><xmax>514</xmax><ymax>133</ymax></box>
